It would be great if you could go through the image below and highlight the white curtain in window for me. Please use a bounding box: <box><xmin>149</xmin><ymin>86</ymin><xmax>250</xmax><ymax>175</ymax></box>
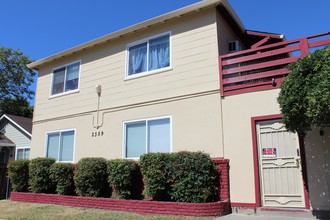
<box><xmin>126</xmin><ymin>122</ymin><xmax>146</xmax><ymax>158</ymax></box>
<box><xmin>128</xmin><ymin>43</ymin><xmax>147</xmax><ymax>75</ymax></box>
<box><xmin>60</xmin><ymin>131</ymin><xmax>74</xmax><ymax>161</ymax></box>
<box><xmin>149</xmin><ymin>35</ymin><xmax>170</xmax><ymax>71</ymax></box>
<box><xmin>47</xmin><ymin>133</ymin><xmax>59</xmax><ymax>159</ymax></box>
<box><xmin>148</xmin><ymin>118</ymin><xmax>170</xmax><ymax>153</ymax></box>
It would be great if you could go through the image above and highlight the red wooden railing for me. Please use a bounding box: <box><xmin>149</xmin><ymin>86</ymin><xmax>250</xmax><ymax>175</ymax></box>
<box><xmin>219</xmin><ymin>32</ymin><xmax>330</xmax><ymax>96</ymax></box>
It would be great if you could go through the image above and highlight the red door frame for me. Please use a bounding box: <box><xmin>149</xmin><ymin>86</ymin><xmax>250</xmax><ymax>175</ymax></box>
<box><xmin>251</xmin><ymin>114</ymin><xmax>310</xmax><ymax>209</ymax></box>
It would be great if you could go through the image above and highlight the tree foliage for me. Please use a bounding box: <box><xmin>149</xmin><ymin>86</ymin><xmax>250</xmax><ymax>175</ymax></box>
<box><xmin>0</xmin><ymin>47</ymin><xmax>35</xmax><ymax>117</ymax></box>
<box><xmin>278</xmin><ymin>46</ymin><xmax>330</xmax><ymax>134</ymax></box>
<box><xmin>0</xmin><ymin>97</ymin><xmax>33</xmax><ymax>118</ymax></box>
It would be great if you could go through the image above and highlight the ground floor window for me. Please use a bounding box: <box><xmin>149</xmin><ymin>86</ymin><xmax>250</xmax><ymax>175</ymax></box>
<box><xmin>16</xmin><ymin>147</ymin><xmax>30</xmax><ymax>160</ymax></box>
<box><xmin>46</xmin><ymin>129</ymin><xmax>75</xmax><ymax>162</ymax></box>
<box><xmin>124</xmin><ymin>116</ymin><xmax>171</xmax><ymax>158</ymax></box>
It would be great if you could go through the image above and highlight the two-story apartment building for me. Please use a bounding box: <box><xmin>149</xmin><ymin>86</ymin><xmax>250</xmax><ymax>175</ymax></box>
<box><xmin>27</xmin><ymin>0</ymin><xmax>330</xmax><ymax>212</ymax></box>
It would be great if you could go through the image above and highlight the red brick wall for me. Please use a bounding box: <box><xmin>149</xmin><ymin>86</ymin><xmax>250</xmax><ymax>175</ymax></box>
<box><xmin>11</xmin><ymin>192</ymin><xmax>231</xmax><ymax>217</ymax></box>
<box><xmin>213</xmin><ymin>158</ymin><xmax>230</xmax><ymax>201</ymax></box>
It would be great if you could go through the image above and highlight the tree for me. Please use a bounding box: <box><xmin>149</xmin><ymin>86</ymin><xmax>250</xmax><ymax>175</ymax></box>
<box><xmin>0</xmin><ymin>47</ymin><xmax>35</xmax><ymax>117</ymax></box>
<box><xmin>278</xmin><ymin>46</ymin><xmax>330</xmax><ymax>134</ymax></box>
<box><xmin>0</xmin><ymin>97</ymin><xmax>33</xmax><ymax>118</ymax></box>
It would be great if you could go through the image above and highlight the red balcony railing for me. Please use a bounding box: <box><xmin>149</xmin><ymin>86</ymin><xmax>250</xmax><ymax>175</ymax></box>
<box><xmin>219</xmin><ymin>32</ymin><xmax>330</xmax><ymax>96</ymax></box>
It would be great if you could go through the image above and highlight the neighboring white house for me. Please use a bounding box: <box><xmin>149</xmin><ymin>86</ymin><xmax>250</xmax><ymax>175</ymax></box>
<box><xmin>0</xmin><ymin>114</ymin><xmax>32</xmax><ymax>199</ymax></box>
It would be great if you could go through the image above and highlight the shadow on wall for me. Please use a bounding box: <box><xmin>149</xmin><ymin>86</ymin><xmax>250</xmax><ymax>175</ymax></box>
<box><xmin>304</xmin><ymin>127</ymin><xmax>330</xmax><ymax>218</ymax></box>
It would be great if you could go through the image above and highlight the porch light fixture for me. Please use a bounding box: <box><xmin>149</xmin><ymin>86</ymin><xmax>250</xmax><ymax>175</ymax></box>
<box><xmin>95</xmin><ymin>85</ymin><xmax>102</xmax><ymax>96</ymax></box>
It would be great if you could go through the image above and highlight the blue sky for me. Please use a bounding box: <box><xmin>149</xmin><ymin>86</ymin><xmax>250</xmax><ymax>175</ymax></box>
<box><xmin>1</xmin><ymin>0</ymin><xmax>329</xmax><ymax>105</ymax></box>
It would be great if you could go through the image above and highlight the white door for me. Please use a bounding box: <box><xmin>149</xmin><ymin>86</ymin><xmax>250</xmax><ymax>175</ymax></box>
<box><xmin>256</xmin><ymin>119</ymin><xmax>305</xmax><ymax>208</ymax></box>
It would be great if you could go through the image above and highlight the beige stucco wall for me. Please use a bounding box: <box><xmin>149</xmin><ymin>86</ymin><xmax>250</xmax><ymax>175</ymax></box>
<box><xmin>31</xmin><ymin>92</ymin><xmax>223</xmax><ymax>162</ymax></box>
<box><xmin>221</xmin><ymin>89</ymin><xmax>281</xmax><ymax>204</ymax></box>
<box><xmin>304</xmin><ymin>127</ymin><xmax>330</xmax><ymax>210</ymax></box>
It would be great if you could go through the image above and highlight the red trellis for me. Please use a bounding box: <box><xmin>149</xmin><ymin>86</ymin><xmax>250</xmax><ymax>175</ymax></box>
<box><xmin>219</xmin><ymin>32</ymin><xmax>330</xmax><ymax>96</ymax></box>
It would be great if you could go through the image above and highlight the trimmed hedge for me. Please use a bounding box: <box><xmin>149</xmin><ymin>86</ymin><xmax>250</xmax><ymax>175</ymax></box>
<box><xmin>8</xmin><ymin>159</ymin><xmax>29</xmax><ymax>192</ymax></box>
<box><xmin>50</xmin><ymin>163</ymin><xmax>75</xmax><ymax>195</ymax></box>
<box><xmin>74</xmin><ymin>157</ymin><xmax>110</xmax><ymax>197</ymax></box>
<box><xmin>140</xmin><ymin>153</ymin><xmax>171</xmax><ymax>201</ymax></box>
<box><xmin>107</xmin><ymin>159</ymin><xmax>143</xmax><ymax>200</ymax></box>
<box><xmin>169</xmin><ymin>151</ymin><xmax>218</xmax><ymax>203</ymax></box>
<box><xmin>29</xmin><ymin>157</ymin><xmax>56</xmax><ymax>193</ymax></box>
<box><xmin>140</xmin><ymin>151</ymin><xmax>218</xmax><ymax>203</ymax></box>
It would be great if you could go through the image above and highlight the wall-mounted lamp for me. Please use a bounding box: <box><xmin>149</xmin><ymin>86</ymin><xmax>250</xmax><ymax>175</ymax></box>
<box><xmin>95</xmin><ymin>85</ymin><xmax>102</xmax><ymax>97</ymax></box>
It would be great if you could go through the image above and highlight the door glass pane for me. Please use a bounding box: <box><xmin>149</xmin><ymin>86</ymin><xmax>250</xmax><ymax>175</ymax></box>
<box><xmin>126</xmin><ymin>122</ymin><xmax>146</xmax><ymax>158</ymax></box>
<box><xmin>52</xmin><ymin>68</ymin><xmax>65</xmax><ymax>95</ymax></box>
<box><xmin>47</xmin><ymin>133</ymin><xmax>60</xmax><ymax>160</ymax></box>
<box><xmin>16</xmin><ymin>149</ymin><xmax>24</xmax><ymax>160</ymax></box>
<box><xmin>148</xmin><ymin>118</ymin><xmax>170</xmax><ymax>153</ymax></box>
<box><xmin>60</xmin><ymin>131</ymin><xmax>74</xmax><ymax>161</ymax></box>
<box><xmin>65</xmin><ymin>62</ymin><xmax>80</xmax><ymax>92</ymax></box>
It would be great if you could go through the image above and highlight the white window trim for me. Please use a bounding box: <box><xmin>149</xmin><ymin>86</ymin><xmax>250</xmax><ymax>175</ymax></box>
<box><xmin>44</xmin><ymin>128</ymin><xmax>76</xmax><ymax>163</ymax></box>
<box><xmin>125</xmin><ymin>32</ymin><xmax>172</xmax><ymax>80</ymax></box>
<box><xmin>49</xmin><ymin>60</ymin><xmax>81</xmax><ymax>98</ymax></box>
<box><xmin>122</xmin><ymin>115</ymin><xmax>173</xmax><ymax>159</ymax></box>
<box><xmin>15</xmin><ymin>146</ymin><xmax>30</xmax><ymax>160</ymax></box>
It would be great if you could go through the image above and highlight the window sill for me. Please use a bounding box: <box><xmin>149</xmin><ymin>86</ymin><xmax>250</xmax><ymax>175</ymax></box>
<box><xmin>49</xmin><ymin>89</ymin><xmax>80</xmax><ymax>99</ymax></box>
<box><xmin>124</xmin><ymin>66</ymin><xmax>172</xmax><ymax>81</ymax></box>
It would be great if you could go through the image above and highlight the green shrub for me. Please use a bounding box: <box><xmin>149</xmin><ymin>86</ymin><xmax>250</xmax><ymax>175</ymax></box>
<box><xmin>140</xmin><ymin>151</ymin><xmax>218</xmax><ymax>203</ymax></box>
<box><xmin>29</xmin><ymin>157</ymin><xmax>56</xmax><ymax>193</ymax></box>
<box><xmin>74</xmin><ymin>157</ymin><xmax>110</xmax><ymax>197</ymax></box>
<box><xmin>169</xmin><ymin>151</ymin><xmax>218</xmax><ymax>203</ymax></box>
<box><xmin>50</xmin><ymin>163</ymin><xmax>75</xmax><ymax>195</ymax></box>
<box><xmin>8</xmin><ymin>159</ymin><xmax>29</xmax><ymax>192</ymax></box>
<box><xmin>140</xmin><ymin>153</ymin><xmax>171</xmax><ymax>201</ymax></box>
<box><xmin>107</xmin><ymin>159</ymin><xmax>143</xmax><ymax>200</ymax></box>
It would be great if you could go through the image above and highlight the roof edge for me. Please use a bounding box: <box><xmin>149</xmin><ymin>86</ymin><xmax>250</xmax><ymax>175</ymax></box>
<box><xmin>28</xmin><ymin>0</ymin><xmax>230</xmax><ymax>69</ymax></box>
<box><xmin>0</xmin><ymin>114</ymin><xmax>32</xmax><ymax>137</ymax></box>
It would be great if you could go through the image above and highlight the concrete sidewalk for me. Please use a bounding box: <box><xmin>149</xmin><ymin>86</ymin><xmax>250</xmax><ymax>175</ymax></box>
<box><xmin>215</xmin><ymin>214</ymin><xmax>313</xmax><ymax>220</ymax></box>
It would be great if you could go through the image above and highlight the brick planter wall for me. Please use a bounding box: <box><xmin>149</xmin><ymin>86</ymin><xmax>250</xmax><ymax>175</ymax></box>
<box><xmin>213</xmin><ymin>157</ymin><xmax>230</xmax><ymax>201</ymax></box>
<box><xmin>11</xmin><ymin>192</ymin><xmax>231</xmax><ymax>217</ymax></box>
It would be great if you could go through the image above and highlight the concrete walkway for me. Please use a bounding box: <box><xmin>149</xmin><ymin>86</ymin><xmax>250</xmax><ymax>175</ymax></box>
<box><xmin>215</xmin><ymin>214</ymin><xmax>313</xmax><ymax>220</ymax></box>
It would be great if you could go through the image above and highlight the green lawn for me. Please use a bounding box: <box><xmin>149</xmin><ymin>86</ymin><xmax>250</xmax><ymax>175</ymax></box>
<box><xmin>0</xmin><ymin>200</ymin><xmax>215</xmax><ymax>220</ymax></box>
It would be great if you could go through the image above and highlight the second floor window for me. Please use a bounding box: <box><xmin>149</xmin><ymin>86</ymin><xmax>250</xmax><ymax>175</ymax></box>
<box><xmin>51</xmin><ymin>61</ymin><xmax>80</xmax><ymax>96</ymax></box>
<box><xmin>127</xmin><ymin>33</ymin><xmax>170</xmax><ymax>78</ymax></box>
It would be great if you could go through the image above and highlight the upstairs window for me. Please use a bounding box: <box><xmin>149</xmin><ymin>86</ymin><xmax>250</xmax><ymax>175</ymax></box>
<box><xmin>46</xmin><ymin>130</ymin><xmax>75</xmax><ymax>162</ymax></box>
<box><xmin>51</xmin><ymin>61</ymin><xmax>80</xmax><ymax>96</ymax></box>
<box><xmin>127</xmin><ymin>33</ymin><xmax>170</xmax><ymax>78</ymax></box>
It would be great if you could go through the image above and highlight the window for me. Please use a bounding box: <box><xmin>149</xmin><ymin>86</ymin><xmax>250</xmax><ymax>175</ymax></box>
<box><xmin>124</xmin><ymin>117</ymin><xmax>171</xmax><ymax>158</ymax></box>
<box><xmin>51</xmin><ymin>61</ymin><xmax>80</xmax><ymax>96</ymax></box>
<box><xmin>16</xmin><ymin>147</ymin><xmax>30</xmax><ymax>160</ymax></box>
<box><xmin>127</xmin><ymin>33</ymin><xmax>170</xmax><ymax>77</ymax></box>
<box><xmin>46</xmin><ymin>130</ymin><xmax>75</xmax><ymax>162</ymax></box>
